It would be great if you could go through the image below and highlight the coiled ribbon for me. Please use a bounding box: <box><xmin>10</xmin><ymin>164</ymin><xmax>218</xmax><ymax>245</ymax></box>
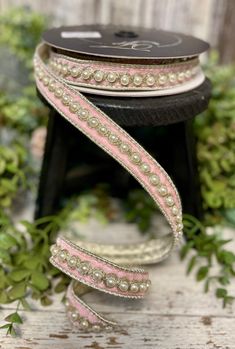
<box><xmin>33</xmin><ymin>42</ymin><xmax>194</xmax><ymax>333</ymax></box>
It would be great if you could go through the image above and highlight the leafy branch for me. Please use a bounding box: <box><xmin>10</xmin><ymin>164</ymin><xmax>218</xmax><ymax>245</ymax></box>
<box><xmin>181</xmin><ymin>214</ymin><xmax>235</xmax><ymax>307</ymax></box>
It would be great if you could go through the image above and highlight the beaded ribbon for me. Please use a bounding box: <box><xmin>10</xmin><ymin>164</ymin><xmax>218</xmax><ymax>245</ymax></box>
<box><xmin>34</xmin><ymin>43</ymin><xmax>186</xmax><ymax>333</ymax></box>
<box><xmin>48</xmin><ymin>50</ymin><xmax>201</xmax><ymax>92</ymax></box>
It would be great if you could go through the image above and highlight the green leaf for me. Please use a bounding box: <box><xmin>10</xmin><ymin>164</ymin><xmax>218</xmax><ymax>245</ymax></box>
<box><xmin>8</xmin><ymin>269</ymin><xmax>31</xmax><ymax>282</ymax></box>
<box><xmin>216</xmin><ymin>288</ymin><xmax>227</xmax><ymax>298</ymax></box>
<box><xmin>187</xmin><ymin>255</ymin><xmax>197</xmax><ymax>275</ymax></box>
<box><xmin>196</xmin><ymin>266</ymin><xmax>209</xmax><ymax>281</ymax></box>
<box><xmin>31</xmin><ymin>271</ymin><xmax>49</xmax><ymax>291</ymax></box>
<box><xmin>8</xmin><ymin>282</ymin><xmax>26</xmax><ymax>300</ymax></box>
<box><xmin>6</xmin><ymin>323</ymin><xmax>16</xmax><ymax>336</ymax></box>
<box><xmin>218</xmin><ymin>275</ymin><xmax>230</xmax><ymax>286</ymax></box>
<box><xmin>0</xmin><ymin>248</ymin><xmax>11</xmax><ymax>264</ymax></box>
<box><xmin>0</xmin><ymin>291</ymin><xmax>8</xmax><ymax>304</ymax></box>
<box><xmin>204</xmin><ymin>278</ymin><xmax>210</xmax><ymax>293</ymax></box>
<box><xmin>40</xmin><ymin>295</ymin><xmax>53</xmax><ymax>306</ymax></box>
<box><xmin>54</xmin><ymin>281</ymin><xmax>67</xmax><ymax>293</ymax></box>
<box><xmin>218</xmin><ymin>251</ymin><xmax>235</xmax><ymax>265</ymax></box>
<box><xmin>5</xmin><ymin>312</ymin><xmax>23</xmax><ymax>324</ymax></box>
<box><xmin>0</xmin><ymin>233</ymin><xmax>18</xmax><ymax>249</ymax></box>
<box><xmin>0</xmin><ymin>324</ymin><xmax>11</xmax><ymax>330</ymax></box>
<box><xmin>23</xmin><ymin>256</ymin><xmax>41</xmax><ymax>270</ymax></box>
<box><xmin>223</xmin><ymin>296</ymin><xmax>235</xmax><ymax>308</ymax></box>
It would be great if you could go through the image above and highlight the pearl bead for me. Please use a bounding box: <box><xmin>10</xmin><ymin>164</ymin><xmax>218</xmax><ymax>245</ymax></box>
<box><xmin>158</xmin><ymin>185</ymin><xmax>168</xmax><ymax>196</ymax></box>
<box><xmin>169</xmin><ymin>73</ymin><xmax>176</xmax><ymax>83</ymax></box>
<box><xmin>78</xmin><ymin>108</ymin><xmax>89</xmax><ymax>120</ymax></box>
<box><xmin>146</xmin><ymin>280</ymin><xmax>151</xmax><ymax>288</ymax></box>
<box><xmin>133</xmin><ymin>74</ymin><xmax>143</xmax><ymax>86</ymax></box>
<box><xmin>109</xmin><ymin>133</ymin><xmax>119</xmax><ymax>144</ymax></box>
<box><xmin>80</xmin><ymin>318</ymin><xmax>89</xmax><ymax>330</ymax></box>
<box><xmin>175</xmin><ymin>214</ymin><xmax>182</xmax><ymax>223</ymax></box>
<box><xmin>107</xmin><ymin>72</ymin><xmax>117</xmax><ymax>83</ymax></box>
<box><xmin>105</xmin><ymin>274</ymin><xmax>117</xmax><ymax>288</ymax></box>
<box><xmin>57</xmin><ymin>63</ymin><xmax>62</xmax><ymax>72</ymax></box>
<box><xmin>62</xmin><ymin>94</ymin><xmax>71</xmax><ymax>106</ymax></box>
<box><xmin>68</xmin><ymin>256</ymin><xmax>77</xmax><ymax>269</ymax></box>
<box><xmin>58</xmin><ymin>249</ymin><xmax>67</xmax><ymax>261</ymax></box>
<box><xmin>69</xmin><ymin>102</ymin><xmax>79</xmax><ymax>113</ymax></box>
<box><xmin>38</xmin><ymin>71</ymin><xmax>44</xmax><ymax>80</ymax></box>
<box><xmin>78</xmin><ymin>261</ymin><xmax>90</xmax><ymax>275</ymax></box>
<box><xmin>35</xmin><ymin>66</ymin><xmax>40</xmax><ymax>73</ymax></box>
<box><xmin>71</xmin><ymin>312</ymin><xmax>78</xmax><ymax>321</ymax></box>
<box><xmin>98</xmin><ymin>125</ymin><xmax>109</xmax><ymax>136</ymax></box>
<box><xmin>140</xmin><ymin>163</ymin><xmax>150</xmax><ymax>174</ymax></box>
<box><xmin>121</xmin><ymin>74</ymin><xmax>130</xmax><ymax>86</ymax></box>
<box><xmin>176</xmin><ymin>223</ymin><xmax>184</xmax><ymax>232</ymax></box>
<box><xmin>50</xmin><ymin>244</ymin><xmax>59</xmax><ymax>256</ymax></box>
<box><xmin>139</xmin><ymin>283</ymin><xmax>147</xmax><ymax>292</ymax></box>
<box><xmin>82</xmin><ymin>68</ymin><xmax>93</xmax><ymax>80</ymax></box>
<box><xmin>130</xmin><ymin>283</ymin><xmax>139</xmax><ymax>293</ymax></box>
<box><xmin>43</xmin><ymin>76</ymin><xmax>49</xmax><ymax>86</ymax></box>
<box><xmin>172</xmin><ymin>206</ymin><xmax>178</xmax><ymax>216</ymax></box>
<box><xmin>92</xmin><ymin>269</ymin><xmax>103</xmax><ymax>283</ymax></box>
<box><xmin>92</xmin><ymin>324</ymin><xmax>101</xmax><ymax>333</ymax></box>
<box><xmin>48</xmin><ymin>80</ymin><xmax>56</xmax><ymax>92</ymax></box>
<box><xmin>71</xmin><ymin>66</ymin><xmax>80</xmax><ymax>77</ymax></box>
<box><xmin>61</xmin><ymin>65</ymin><xmax>68</xmax><ymax>76</ymax></box>
<box><xmin>158</xmin><ymin>74</ymin><xmax>167</xmax><ymax>85</ymax></box>
<box><xmin>185</xmin><ymin>69</ymin><xmax>191</xmax><ymax>78</ymax></box>
<box><xmin>105</xmin><ymin>325</ymin><xmax>113</xmax><ymax>332</ymax></box>
<box><xmin>178</xmin><ymin>72</ymin><xmax>185</xmax><ymax>81</ymax></box>
<box><xmin>131</xmin><ymin>152</ymin><xmax>141</xmax><ymax>164</ymax></box>
<box><xmin>146</xmin><ymin>75</ymin><xmax>155</xmax><ymax>86</ymax></box>
<box><xmin>149</xmin><ymin>174</ymin><xmax>160</xmax><ymax>186</ymax></box>
<box><xmin>165</xmin><ymin>195</ymin><xmax>174</xmax><ymax>207</ymax></box>
<box><xmin>118</xmin><ymin>280</ymin><xmax>129</xmax><ymax>292</ymax></box>
<box><xmin>94</xmin><ymin>70</ymin><xmax>104</xmax><ymax>82</ymax></box>
<box><xmin>120</xmin><ymin>143</ymin><xmax>130</xmax><ymax>153</ymax></box>
<box><xmin>88</xmin><ymin>117</ymin><xmax>99</xmax><ymax>128</ymax></box>
<box><xmin>54</xmin><ymin>87</ymin><xmax>63</xmax><ymax>98</ymax></box>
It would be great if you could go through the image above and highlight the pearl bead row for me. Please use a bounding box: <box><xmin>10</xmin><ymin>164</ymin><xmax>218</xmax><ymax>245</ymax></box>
<box><xmin>65</xmin><ymin>300</ymin><xmax>113</xmax><ymax>332</ymax></box>
<box><xmin>50</xmin><ymin>244</ymin><xmax>151</xmax><ymax>294</ymax></box>
<box><xmin>36</xmin><ymin>66</ymin><xmax>183</xmax><ymax>235</ymax></box>
<box><xmin>49</xmin><ymin>59</ymin><xmax>196</xmax><ymax>88</ymax></box>
<box><xmin>36</xmin><ymin>68</ymin><xmax>183</xmax><ymax>236</ymax></box>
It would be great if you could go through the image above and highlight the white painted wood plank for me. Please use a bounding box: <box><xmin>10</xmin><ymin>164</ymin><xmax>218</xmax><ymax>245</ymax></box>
<box><xmin>0</xmin><ymin>226</ymin><xmax>234</xmax><ymax>349</ymax></box>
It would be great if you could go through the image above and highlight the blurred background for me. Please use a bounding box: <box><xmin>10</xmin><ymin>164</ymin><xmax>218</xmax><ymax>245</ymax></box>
<box><xmin>0</xmin><ymin>0</ymin><xmax>234</xmax><ymax>63</ymax></box>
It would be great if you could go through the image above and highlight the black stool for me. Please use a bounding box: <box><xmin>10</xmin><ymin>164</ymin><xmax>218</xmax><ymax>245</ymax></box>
<box><xmin>35</xmin><ymin>78</ymin><xmax>211</xmax><ymax>219</ymax></box>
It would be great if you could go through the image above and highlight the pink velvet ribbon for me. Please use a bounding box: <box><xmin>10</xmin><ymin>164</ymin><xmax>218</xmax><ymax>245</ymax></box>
<box><xmin>34</xmin><ymin>43</ymin><xmax>184</xmax><ymax>333</ymax></box>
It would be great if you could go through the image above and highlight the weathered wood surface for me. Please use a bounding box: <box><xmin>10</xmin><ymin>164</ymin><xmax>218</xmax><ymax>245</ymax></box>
<box><xmin>0</xmin><ymin>217</ymin><xmax>235</xmax><ymax>349</ymax></box>
<box><xmin>0</xmin><ymin>0</ymin><xmax>235</xmax><ymax>62</ymax></box>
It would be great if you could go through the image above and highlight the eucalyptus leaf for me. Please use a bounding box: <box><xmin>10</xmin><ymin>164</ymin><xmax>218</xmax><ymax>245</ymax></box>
<box><xmin>31</xmin><ymin>271</ymin><xmax>49</xmax><ymax>291</ymax></box>
<box><xmin>8</xmin><ymin>282</ymin><xmax>26</xmax><ymax>300</ymax></box>
<box><xmin>5</xmin><ymin>312</ymin><xmax>23</xmax><ymax>324</ymax></box>
<box><xmin>8</xmin><ymin>269</ymin><xmax>31</xmax><ymax>282</ymax></box>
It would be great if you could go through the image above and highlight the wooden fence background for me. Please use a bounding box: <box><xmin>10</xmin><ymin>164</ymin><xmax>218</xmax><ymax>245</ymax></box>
<box><xmin>0</xmin><ymin>0</ymin><xmax>234</xmax><ymax>63</ymax></box>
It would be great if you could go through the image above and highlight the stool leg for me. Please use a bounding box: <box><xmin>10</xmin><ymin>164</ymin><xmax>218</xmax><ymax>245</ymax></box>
<box><xmin>35</xmin><ymin>109</ymin><xmax>69</xmax><ymax>218</ymax></box>
<box><xmin>168</xmin><ymin>120</ymin><xmax>203</xmax><ymax>219</ymax></box>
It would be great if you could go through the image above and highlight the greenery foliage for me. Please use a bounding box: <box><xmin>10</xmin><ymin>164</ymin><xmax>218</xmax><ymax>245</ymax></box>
<box><xmin>0</xmin><ymin>6</ymin><xmax>234</xmax><ymax>336</ymax></box>
<box><xmin>195</xmin><ymin>54</ymin><xmax>235</xmax><ymax>223</ymax></box>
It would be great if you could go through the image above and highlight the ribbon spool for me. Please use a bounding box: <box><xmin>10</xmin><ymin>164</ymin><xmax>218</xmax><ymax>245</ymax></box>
<box><xmin>34</xmin><ymin>25</ymin><xmax>209</xmax><ymax>333</ymax></box>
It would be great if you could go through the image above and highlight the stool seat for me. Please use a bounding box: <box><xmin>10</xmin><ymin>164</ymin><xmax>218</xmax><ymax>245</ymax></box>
<box><xmin>86</xmin><ymin>78</ymin><xmax>211</xmax><ymax>126</ymax></box>
<box><xmin>35</xmin><ymin>79</ymin><xmax>211</xmax><ymax>220</ymax></box>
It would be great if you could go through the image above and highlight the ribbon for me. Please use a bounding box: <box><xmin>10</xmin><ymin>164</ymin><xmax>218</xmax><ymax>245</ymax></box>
<box><xmin>33</xmin><ymin>42</ymin><xmax>189</xmax><ymax>333</ymax></box>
